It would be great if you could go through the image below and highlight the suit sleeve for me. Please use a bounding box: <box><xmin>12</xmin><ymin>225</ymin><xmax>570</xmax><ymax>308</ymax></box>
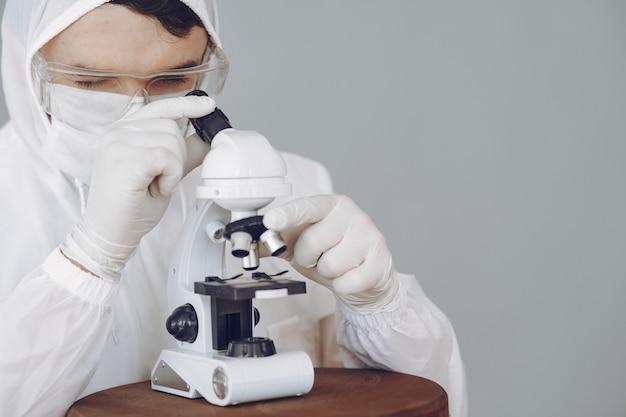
<box><xmin>335</xmin><ymin>272</ymin><xmax>468</xmax><ymax>417</ymax></box>
<box><xmin>0</xmin><ymin>248</ymin><xmax>119</xmax><ymax>417</ymax></box>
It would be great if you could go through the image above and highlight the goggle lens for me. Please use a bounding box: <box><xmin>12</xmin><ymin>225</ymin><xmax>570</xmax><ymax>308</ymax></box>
<box><xmin>47</xmin><ymin>70</ymin><xmax>202</xmax><ymax>95</ymax></box>
<box><xmin>32</xmin><ymin>50</ymin><xmax>228</xmax><ymax>127</ymax></box>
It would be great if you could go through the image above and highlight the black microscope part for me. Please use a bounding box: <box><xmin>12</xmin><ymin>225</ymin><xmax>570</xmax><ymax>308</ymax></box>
<box><xmin>227</xmin><ymin>337</ymin><xmax>277</xmax><ymax>358</ymax></box>
<box><xmin>186</xmin><ymin>90</ymin><xmax>232</xmax><ymax>144</ymax></box>
<box><xmin>224</xmin><ymin>216</ymin><xmax>266</xmax><ymax>241</ymax></box>
<box><xmin>166</xmin><ymin>303</ymin><xmax>198</xmax><ymax>343</ymax></box>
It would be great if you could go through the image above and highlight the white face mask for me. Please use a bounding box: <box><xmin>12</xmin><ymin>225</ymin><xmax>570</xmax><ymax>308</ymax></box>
<box><xmin>48</xmin><ymin>83</ymin><xmax>143</xmax><ymax>128</ymax></box>
<box><xmin>43</xmin><ymin>117</ymin><xmax>102</xmax><ymax>186</ymax></box>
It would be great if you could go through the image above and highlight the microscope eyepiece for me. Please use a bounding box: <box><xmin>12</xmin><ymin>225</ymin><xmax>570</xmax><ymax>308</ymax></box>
<box><xmin>186</xmin><ymin>90</ymin><xmax>232</xmax><ymax>144</ymax></box>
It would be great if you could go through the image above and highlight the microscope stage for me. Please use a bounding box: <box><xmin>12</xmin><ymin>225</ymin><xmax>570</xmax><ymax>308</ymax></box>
<box><xmin>194</xmin><ymin>276</ymin><xmax>306</xmax><ymax>300</ymax></box>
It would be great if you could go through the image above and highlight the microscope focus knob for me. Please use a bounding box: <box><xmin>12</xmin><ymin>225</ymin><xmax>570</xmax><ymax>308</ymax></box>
<box><xmin>254</xmin><ymin>308</ymin><xmax>261</xmax><ymax>327</ymax></box>
<box><xmin>166</xmin><ymin>303</ymin><xmax>198</xmax><ymax>343</ymax></box>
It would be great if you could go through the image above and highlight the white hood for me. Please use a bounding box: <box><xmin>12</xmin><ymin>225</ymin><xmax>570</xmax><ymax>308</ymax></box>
<box><xmin>0</xmin><ymin>0</ymin><xmax>225</xmax><ymax>398</ymax></box>
<box><xmin>1</xmin><ymin>0</ymin><xmax>223</xmax><ymax>174</ymax></box>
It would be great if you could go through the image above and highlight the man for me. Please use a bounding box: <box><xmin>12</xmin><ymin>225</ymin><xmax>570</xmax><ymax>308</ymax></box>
<box><xmin>0</xmin><ymin>1</ymin><xmax>467</xmax><ymax>416</ymax></box>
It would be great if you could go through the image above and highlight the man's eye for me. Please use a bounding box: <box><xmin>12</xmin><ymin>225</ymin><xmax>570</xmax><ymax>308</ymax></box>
<box><xmin>72</xmin><ymin>77</ymin><xmax>117</xmax><ymax>91</ymax></box>
<box><xmin>148</xmin><ymin>76</ymin><xmax>196</xmax><ymax>94</ymax></box>
<box><xmin>160</xmin><ymin>76</ymin><xmax>189</xmax><ymax>85</ymax></box>
<box><xmin>75</xmin><ymin>80</ymin><xmax>105</xmax><ymax>89</ymax></box>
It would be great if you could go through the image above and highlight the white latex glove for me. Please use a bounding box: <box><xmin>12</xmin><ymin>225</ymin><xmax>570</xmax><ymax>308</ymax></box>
<box><xmin>61</xmin><ymin>95</ymin><xmax>216</xmax><ymax>281</ymax></box>
<box><xmin>263</xmin><ymin>194</ymin><xmax>401</xmax><ymax>313</ymax></box>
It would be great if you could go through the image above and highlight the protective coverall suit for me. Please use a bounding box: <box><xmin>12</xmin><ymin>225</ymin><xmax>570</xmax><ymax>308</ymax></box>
<box><xmin>0</xmin><ymin>1</ymin><xmax>467</xmax><ymax>416</ymax></box>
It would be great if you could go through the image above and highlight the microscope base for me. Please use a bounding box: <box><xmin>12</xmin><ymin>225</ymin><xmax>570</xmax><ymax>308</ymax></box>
<box><xmin>151</xmin><ymin>348</ymin><xmax>314</xmax><ymax>406</ymax></box>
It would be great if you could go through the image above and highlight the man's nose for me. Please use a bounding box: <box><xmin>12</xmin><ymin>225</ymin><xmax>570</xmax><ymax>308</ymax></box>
<box><xmin>118</xmin><ymin>77</ymin><xmax>149</xmax><ymax>96</ymax></box>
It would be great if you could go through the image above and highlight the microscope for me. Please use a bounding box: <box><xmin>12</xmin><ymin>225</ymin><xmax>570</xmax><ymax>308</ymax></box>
<box><xmin>151</xmin><ymin>91</ymin><xmax>314</xmax><ymax>405</ymax></box>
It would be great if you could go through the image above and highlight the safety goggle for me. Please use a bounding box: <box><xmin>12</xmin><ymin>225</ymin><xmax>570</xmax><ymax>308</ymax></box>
<box><xmin>31</xmin><ymin>48</ymin><xmax>229</xmax><ymax>127</ymax></box>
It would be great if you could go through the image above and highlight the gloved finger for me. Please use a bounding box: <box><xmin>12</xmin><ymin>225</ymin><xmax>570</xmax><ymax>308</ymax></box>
<box><xmin>329</xmin><ymin>242</ymin><xmax>392</xmax><ymax>294</ymax></box>
<box><xmin>102</xmin><ymin>119</ymin><xmax>187</xmax><ymax>196</ymax></box>
<box><xmin>313</xmin><ymin>214</ymin><xmax>383</xmax><ymax>279</ymax></box>
<box><xmin>262</xmin><ymin>195</ymin><xmax>342</xmax><ymax>264</ymax></box>
<box><xmin>148</xmin><ymin>143</ymin><xmax>185</xmax><ymax>197</ymax></box>
<box><xmin>123</xmin><ymin>95</ymin><xmax>216</xmax><ymax>121</ymax></box>
<box><xmin>294</xmin><ymin>208</ymin><xmax>383</xmax><ymax>275</ymax></box>
<box><xmin>292</xmin><ymin>241</ymin><xmax>391</xmax><ymax>296</ymax></box>
<box><xmin>285</xmin><ymin>196</ymin><xmax>365</xmax><ymax>268</ymax></box>
<box><xmin>116</xmin><ymin>97</ymin><xmax>214</xmax><ymax>178</ymax></box>
<box><xmin>117</xmin><ymin>131</ymin><xmax>183</xmax><ymax>197</ymax></box>
<box><xmin>106</xmin><ymin>118</ymin><xmax>187</xmax><ymax>164</ymax></box>
<box><xmin>183</xmin><ymin>132</ymin><xmax>211</xmax><ymax>177</ymax></box>
<box><xmin>290</xmin><ymin>213</ymin><xmax>349</xmax><ymax>268</ymax></box>
<box><xmin>106</xmin><ymin>117</ymin><xmax>184</xmax><ymax>140</ymax></box>
<box><xmin>262</xmin><ymin>194</ymin><xmax>340</xmax><ymax>232</ymax></box>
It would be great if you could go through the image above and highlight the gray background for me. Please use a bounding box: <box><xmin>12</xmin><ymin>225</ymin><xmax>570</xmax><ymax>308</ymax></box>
<box><xmin>2</xmin><ymin>1</ymin><xmax>625</xmax><ymax>416</ymax></box>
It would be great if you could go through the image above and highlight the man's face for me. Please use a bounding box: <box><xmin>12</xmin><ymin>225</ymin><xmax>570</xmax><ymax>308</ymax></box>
<box><xmin>39</xmin><ymin>3</ymin><xmax>209</xmax><ymax>96</ymax></box>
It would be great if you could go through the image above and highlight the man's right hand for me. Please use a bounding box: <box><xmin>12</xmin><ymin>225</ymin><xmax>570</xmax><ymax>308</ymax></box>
<box><xmin>61</xmin><ymin>95</ymin><xmax>216</xmax><ymax>280</ymax></box>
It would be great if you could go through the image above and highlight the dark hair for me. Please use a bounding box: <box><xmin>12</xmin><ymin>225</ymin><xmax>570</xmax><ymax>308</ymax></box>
<box><xmin>109</xmin><ymin>0</ymin><xmax>206</xmax><ymax>39</ymax></box>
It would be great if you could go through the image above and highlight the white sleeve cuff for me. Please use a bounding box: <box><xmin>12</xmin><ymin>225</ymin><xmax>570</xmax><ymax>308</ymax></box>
<box><xmin>44</xmin><ymin>248</ymin><xmax>120</xmax><ymax>307</ymax></box>
<box><xmin>337</xmin><ymin>272</ymin><xmax>413</xmax><ymax>328</ymax></box>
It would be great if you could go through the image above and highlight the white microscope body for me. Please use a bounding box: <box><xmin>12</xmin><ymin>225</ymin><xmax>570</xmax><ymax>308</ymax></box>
<box><xmin>151</xmin><ymin>97</ymin><xmax>314</xmax><ymax>406</ymax></box>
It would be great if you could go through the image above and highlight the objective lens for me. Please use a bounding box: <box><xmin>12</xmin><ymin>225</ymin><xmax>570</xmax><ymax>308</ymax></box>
<box><xmin>260</xmin><ymin>229</ymin><xmax>287</xmax><ymax>257</ymax></box>
<box><xmin>242</xmin><ymin>241</ymin><xmax>260</xmax><ymax>271</ymax></box>
<box><xmin>230</xmin><ymin>231</ymin><xmax>252</xmax><ymax>258</ymax></box>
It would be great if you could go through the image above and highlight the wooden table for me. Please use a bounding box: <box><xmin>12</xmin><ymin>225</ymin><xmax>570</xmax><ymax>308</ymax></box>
<box><xmin>68</xmin><ymin>368</ymin><xmax>448</xmax><ymax>417</ymax></box>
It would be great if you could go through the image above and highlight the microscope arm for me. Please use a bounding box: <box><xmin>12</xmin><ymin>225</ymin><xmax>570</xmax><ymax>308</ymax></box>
<box><xmin>166</xmin><ymin>197</ymin><xmax>230</xmax><ymax>355</ymax></box>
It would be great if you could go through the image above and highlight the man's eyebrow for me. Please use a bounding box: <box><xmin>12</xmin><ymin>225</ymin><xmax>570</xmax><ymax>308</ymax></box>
<box><xmin>170</xmin><ymin>59</ymin><xmax>203</xmax><ymax>70</ymax></box>
<box><xmin>62</xmin><ymin>59</ymin><xmax>203</xmax><ymax>72</ymax></box>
